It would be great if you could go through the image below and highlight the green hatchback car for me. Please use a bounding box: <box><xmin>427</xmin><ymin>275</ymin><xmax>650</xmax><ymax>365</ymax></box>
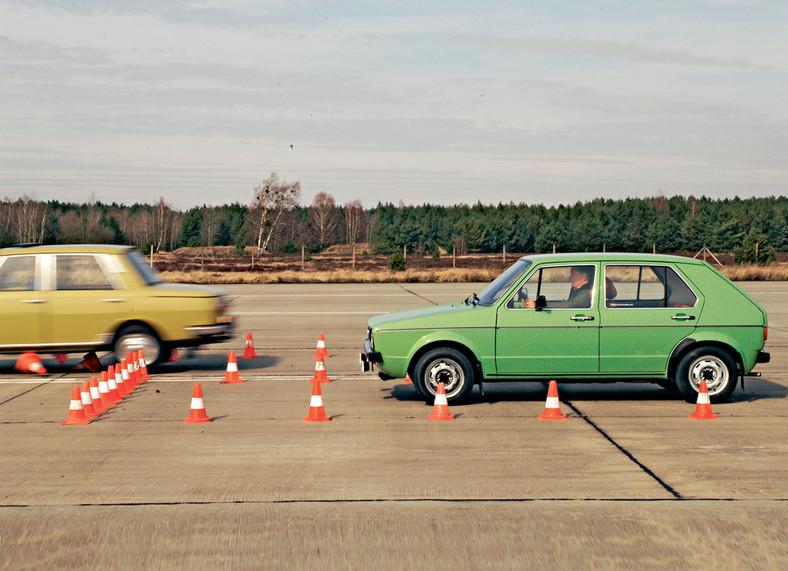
<box><xmin>361</xmin><ymin>253</ymin><xmax>769</xmax><ymax>403</ymax></box>
<box><xmin>0</xmin><ymin>244</ymin><xmax>234</xmax><ymax>366</ymax></box>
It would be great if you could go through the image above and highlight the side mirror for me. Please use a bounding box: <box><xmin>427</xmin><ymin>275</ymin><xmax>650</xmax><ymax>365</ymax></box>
<box><xmin>535</xmin><ymin>295</ymin><xmax>547</xmax><ymax>311</ymax></box>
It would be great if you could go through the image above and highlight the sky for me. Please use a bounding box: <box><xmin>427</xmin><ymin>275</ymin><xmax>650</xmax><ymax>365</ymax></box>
<box><xmin>1</xmin><ymin>0</ymin><xmax>787</xmax><ymax>210</ymax></box>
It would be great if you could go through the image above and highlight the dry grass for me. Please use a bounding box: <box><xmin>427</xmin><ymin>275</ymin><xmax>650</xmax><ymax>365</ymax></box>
<box><xmin>720</xmin><ymin>263</ymin><xmax>788</xmax><ymax>281</ymax></box>
<box><xmin>161</xmin><ymin>267</ymin><xmax>501</xmax><ymax>284</ymax></box>
<box><xmin>162</xmin><ymin>264</ymin><xmax>788</xmax><ymax>284</ymax></box>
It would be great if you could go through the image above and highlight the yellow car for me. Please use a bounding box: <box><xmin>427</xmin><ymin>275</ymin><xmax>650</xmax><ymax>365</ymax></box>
<box><xmin>0</xmin><ymin>244</ymin><xmax>233</xmax><ymax>365</ymax></box>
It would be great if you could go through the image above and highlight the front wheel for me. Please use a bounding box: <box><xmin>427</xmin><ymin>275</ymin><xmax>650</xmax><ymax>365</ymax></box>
<box><xmin>675</xmin><ymin>346</ymin><xmax>738</xmax><ymax>403</ymax></box>
<box><xmin>412</xmin><ymin>347</ymin><xmax>476</xmax><ymax>404</ymax></box>
<box><xmin>113</xmin><ymin>324</ymin><xmax>165</xmax><ymax>367</ymax></box>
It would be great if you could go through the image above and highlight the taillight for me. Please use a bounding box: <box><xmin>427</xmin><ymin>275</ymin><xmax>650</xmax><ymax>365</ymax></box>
<box><xmin>764</xmin><ymin>327</ymin><xmax>768</xmax><ymax>342</ymax></box>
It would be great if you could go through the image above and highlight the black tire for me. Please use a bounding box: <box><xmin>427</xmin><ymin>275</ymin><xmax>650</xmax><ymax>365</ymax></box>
<box><xmin>675</xmin><ymin>346</ymin><xmax>738</xmax><ymax>403</ymax></box>
<box><xmin>113</xmin><ymin>323</ymin><xmax>165</xmax><ymax>366</ymax></box>
<box><xmin>412</xmin><ymin>347</ymin><xmax>476</xmax><ymax>404</ymax></box>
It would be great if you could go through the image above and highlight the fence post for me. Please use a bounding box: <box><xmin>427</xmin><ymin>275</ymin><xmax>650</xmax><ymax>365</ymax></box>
<box><xmin>301</xmin><ymin>245</ymin><xmax>305</xmax><ymax>271</ymax></box>
<box><xmin>503</xmin><ymin>244</ymin><xmax>506</xmax><ymax>264</ymax></box>
<box><xmin>403</xmin><ymin>245</ymin><xmax>407</xmax><ymax>261</ymax></box>
<box><xmin>352</xmin><ymin>244</ymin><xmax>356</xmax><ymax>270</ymax></box>
<box><xmin>453</xmin><ymin>246</ymin><xmax>456</xmax><ymax>269</ymax></box>
<box><xmin>149</xmin><ymin>244</ymin><xmax>153</xmax><ymax>267</ymax></box>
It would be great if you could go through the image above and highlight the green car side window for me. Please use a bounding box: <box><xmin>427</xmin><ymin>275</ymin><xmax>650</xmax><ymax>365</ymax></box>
<box><xmin>605</xmin><ymin>265</ymin><xmax>697</xmax><ymax>308</ymax></box>
<box><xmin>508</xmin><ymin>265</ymin><xmax>595</xmax><ymax>309</ymax></box>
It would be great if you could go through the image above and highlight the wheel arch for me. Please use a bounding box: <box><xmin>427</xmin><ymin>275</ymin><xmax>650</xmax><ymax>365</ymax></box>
<box><xmin>407</xmin><ymin>340</ymin><xmax>482</xmax><ymax>384</ymax></box>
<box><xmin>112</xmin><ymin>319</ymin><xmax>164</xmax><ymax>342</ymax></box>
<box><xmin>668</xmin><ymin>337</ymin><xmax>743</xmax><ymax>380</ymax></box>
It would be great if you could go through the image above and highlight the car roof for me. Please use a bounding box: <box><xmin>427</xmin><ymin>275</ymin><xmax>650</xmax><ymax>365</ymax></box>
<box><xmin>0</xmin><ymin>244</ymin><xmax>134</xmax><ymax>256</ymax></box>
<box><xmin>518</xmin><ymin>252</ymin><xmax>705</xmax><ymax>265</ymax></box>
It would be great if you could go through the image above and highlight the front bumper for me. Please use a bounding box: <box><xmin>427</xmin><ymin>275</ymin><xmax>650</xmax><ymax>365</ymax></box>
<box><xmin>360</xmin><ymin>339</ymin><xmax>382</xmax><ymax>372</ymax></box>
<box><xmin>183</xmin><ymin>319</ymin><xmax>234</xmax><ymax>345</ymax></box>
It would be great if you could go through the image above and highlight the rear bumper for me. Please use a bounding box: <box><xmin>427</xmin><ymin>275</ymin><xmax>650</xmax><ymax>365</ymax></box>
<box><xmin>757</xmin><ymin>351</ymin><xmax>770</xmax><ymax>364</ymax></box>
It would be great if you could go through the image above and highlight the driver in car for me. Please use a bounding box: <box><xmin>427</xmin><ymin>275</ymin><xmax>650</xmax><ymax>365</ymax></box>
<box><xmin>523</xmin><ymin>266</ymin><xmax>595</xmax><ymax>309</ymax></box>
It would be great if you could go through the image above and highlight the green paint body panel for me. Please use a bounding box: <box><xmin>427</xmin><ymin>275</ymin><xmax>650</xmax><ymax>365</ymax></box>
<box><xmin>366</xmin><ymin>253</ymin><xmax>768</xmax><ymax>383</ymax></box>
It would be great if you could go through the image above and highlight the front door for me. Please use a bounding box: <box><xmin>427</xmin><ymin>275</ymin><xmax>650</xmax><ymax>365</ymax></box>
<box><xmin>495</xmin><ymin>264</ymin><xmax>600</xmax><ymax>375</ymax></box>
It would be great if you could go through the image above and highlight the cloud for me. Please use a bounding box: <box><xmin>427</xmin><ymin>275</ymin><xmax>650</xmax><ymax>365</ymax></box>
<box><xmin>462</xmin><ymin>35</ymin><xmax>765</xmax><ymax>70</ymax></box>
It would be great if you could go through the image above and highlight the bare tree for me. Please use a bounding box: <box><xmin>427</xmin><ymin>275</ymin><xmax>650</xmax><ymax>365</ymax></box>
<box><xmin>343</xmin><ymin>199</ymin><xmax>366</xmax><ymax>245</ymax></box>
<box><xmin>13</xmin><ymin>196</ymin><xmax>47</xmax><ymax>244</ymax></box>
<box><xmin>309</xmin><ymin>192</ymin><xmax>340</xmax><ymax>249</ymax></box>
<box><xmin>252</xmin><ymin>173</ymin><xmax>301</xmax><ymax>254</ymax></box>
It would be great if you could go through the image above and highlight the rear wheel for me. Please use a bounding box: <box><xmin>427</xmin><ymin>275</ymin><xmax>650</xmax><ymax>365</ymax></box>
<box><xmin>675</xmin><ymin>346</ymin><xmax>738</xmax><ymax>403</ymax></box>
<box><xmin>413</xmin><ymin>347</ymin><xmax>476</xmax><ymax>404</ymax></box>
<box><xmin>113</xmin><ymin>324</ymin><xmax>165</xmax><ymax>366</ymax></box>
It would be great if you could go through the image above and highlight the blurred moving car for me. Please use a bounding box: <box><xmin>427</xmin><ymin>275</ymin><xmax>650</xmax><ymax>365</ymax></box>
<box><xmin>361</xmin><ymin>253</ymin><xmax>769</xmax><ymax>404</ymax></box>
<box><xmin>0</xmin><ymin>244</ymin><xmax>233</xmax><ymax>366</ymax></box>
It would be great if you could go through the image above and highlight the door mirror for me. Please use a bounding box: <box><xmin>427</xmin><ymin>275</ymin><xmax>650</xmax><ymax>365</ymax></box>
<box><xmin>534</xmin><ymin>295</ymin><xmax>547</xmax><ymax>311</ymax></box>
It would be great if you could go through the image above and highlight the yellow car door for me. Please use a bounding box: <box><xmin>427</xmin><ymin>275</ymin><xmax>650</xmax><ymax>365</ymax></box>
<box><xmin>0</xmin><ymin>255</ymin><xmax>43</xmax><ymax>348</ymax></box>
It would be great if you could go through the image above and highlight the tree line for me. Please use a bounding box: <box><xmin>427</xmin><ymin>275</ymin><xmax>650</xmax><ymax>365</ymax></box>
<box><xmin>2</xmin><ymin>175</ymin><xmax>786</xmax><ymax>265</ymax></box>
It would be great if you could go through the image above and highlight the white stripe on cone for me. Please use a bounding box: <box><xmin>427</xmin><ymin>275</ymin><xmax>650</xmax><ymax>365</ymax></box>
<box><xmin>545</xmin><ymin>396</ymin><xmax>560</xmax><ymax>408</ymax></box>
<box><xmin>315</xmin><ymin>362</ymin><xmax>325</xmax><ymax>371</ymax></box>
<box><xmin>697</xmin><ymin>392</ymin><xmax>710</xmax><ymax>404</ymax></box>
<box><xmin>434</xmin><ymin>392</ymin><xmax>448</xmax><ymax>406</ymax></box>
<box><xmin>191</xmin><ymin>398</ymin><xmax>205</xmax><ymax>409</ymax></box>
<box><xmin>107</xmin><ymin>374</ymin><xmax>118</xmax><ymax>390</ymax></box>
<box><xmin>227</xmin><ymin>362</ymin><xmax>238</xmax><ymax>372</ymax></box>
<box><xmin>69</xmin><ymin>399</ymin><xmax>83</xmax><ymax>411</ymax></box>
<box><xmin>80</xmin><ymin>389</ymin><xmax>93</xmax><ymax>406</ymax></box>
<box><xmin>310</xmin><ymin>395</ymin><xmax>323</xmax><ymax>407</ymax></box>
<box><xmin>90</xmin><ymin>385</ymin><xmax>101</xmax><ymax>400</ymax></box>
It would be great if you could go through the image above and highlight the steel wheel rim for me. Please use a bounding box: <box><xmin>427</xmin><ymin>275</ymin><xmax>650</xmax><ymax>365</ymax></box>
<box><xmin>117</xmin><ymin>334</ymin><xmax>160</xmax><ymax>364</ymax></box>
<box><xmin>688</xmin><ymin>356</ymin><xmax>729</xmax><ymax>395</ymax></box>
<box><xmin>426</xmin><ymin>358</ymin><xmax>464</xmax><ymax>397</ymax></box>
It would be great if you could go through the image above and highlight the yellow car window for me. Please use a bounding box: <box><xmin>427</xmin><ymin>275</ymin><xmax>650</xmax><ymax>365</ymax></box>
<box><xmin>56</xmin><ymin>255</ymin><xmax>113</xmax><ymax>290</ymax></box>
<box><xmin>0</xmin><ymin>256</ymin><xmax>35</xmax><ymax>291</ymax></box>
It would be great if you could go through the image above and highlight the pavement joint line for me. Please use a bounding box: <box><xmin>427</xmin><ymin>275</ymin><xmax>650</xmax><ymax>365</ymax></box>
<box><xmin>2</xmin><ymin>498</ymin><xmax>787</xmax><ymax>509</ymax></box>
<box><xmin>397</xmin><ymin>284</ymin><xmax>440</xmax><ymax>305</ymax></box>
<box><xmin>0</xmin><ymin>372</ymin><xmax>72</xmax><ymax>406</ymax></box>
<box><xmin>563</xmin><ymin>399</ymin><xmax>683</xmax><ymax>500</ymax></box>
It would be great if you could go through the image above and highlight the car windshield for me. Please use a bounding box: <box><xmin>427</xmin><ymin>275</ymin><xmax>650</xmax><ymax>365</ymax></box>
<box><xmin>476</xmin><ymin>259</ymin><xmax>531</xmax><ymax>306</ymax></box>
<box><xmin>126</xmin><ymin>249</ymin><xmax>163</xmax><ymax>286</ymax></box>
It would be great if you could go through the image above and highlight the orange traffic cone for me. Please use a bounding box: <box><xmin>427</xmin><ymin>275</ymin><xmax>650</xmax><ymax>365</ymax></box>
<box><xmin>221</xmin><ymin>351</ymin><xmax>244</xmax><ymax>384</ymax></box>
<box><xmin>138</xmin><ymin>350</ymin><xmax>151</xmax><ymax>381</ymax></box>
<box><xmin>304</xmin><ymin>381</ymin><xmax>331</xmax><ymax>422</ymax></box>
<box><xmin>89</xmin><ymin>376</ymin><xmax>108</xmax><ymax>414</ymax></box>
<box><xmin>74</xmin><ymin>351</ymin><xmax>101</xmax><ymax>373</ymax></box>
<box><xmin>538</xmin><ymin>380</ymin><xmax>567</xmax><ymax>421</ymax></box>
<box><xmin>689</xmin><ymin>381</ymin><xmax>719</xmax><ymax>420</ymax></box>
<box><xmin>240</xmin><ymin>332</ymin><xmax>259</xmax><ymax>359</ymax></box>
<box><xmin>98</xmin><ymin>370</ymin><xmax>116</xmax><ymax>408</ymax></box>
<box><xmin>61</xmin><ymin>385</ymin><xmax>92</xmax><ymax>425</ymax></box>
<box><xmin>126</xmin><ymin>352</ymin><xmax>139</xmax><ymax>388</ymax></box>
<box><xmin>312</xmin><ymin>333</ymin><xmax>331</xmax><ymax>360</ymax></box>
<box><xmin>168</xmin><ymin>347</ymin><xmax>181</xmax><ymax>362</ymax></box>
<box><xmin>184</xmin><ymin>382</ymin><xmax>212</xmax><ymax>423</ymax></box>
<box><xmin>80</xmin><ymin>381</ymin><xmax>100</xmax><ymax>419</ymax></box>
<box><xmin>106</xmin><ymin>365</ymin><xmax>121</xmax><ymax>403</ymax></box>
<box><xmin>53</xmin><ymin>353</ymin><xmax>69</xmax><ymax>365</ymax></box>
<box><xmin>427</xmin><ymin>382</ymin><xmax>455</xmax><ymax>421</ymax></box>
<box><xmin>310</xmin><ymin>357</ymin><xmax>332</xmax><ymax>384</ymax></box>
<box><xmin>116</xmin><ymin>361</ymin><xmax>130</xmax><ymax>398</ymax></box>
<box><xmin>15</xmin><ymin>352</ymin><xmax>47</xmax><ymax>375</ymax></box>
<box><xmin>403</xmin><ymin>376</ymin><xmax>413</xmax><ymax>384</ymax></box>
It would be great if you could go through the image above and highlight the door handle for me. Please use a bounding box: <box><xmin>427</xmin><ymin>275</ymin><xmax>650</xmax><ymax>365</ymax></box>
<box><xmin>100</xmin><ymin>299</ymin><xmax>127</xmax><ymax>303</ymax></box>
<box><xmin>671</xmin><ymin>314</ymin><xmax>695</xmax><ymax>321</ymax></box>
<box><xmin>22</xmin><ymin>299</ymin><xmax>48</xmax><ymax>304</ymax></box>
<box><xmin>571</xmin><ymin>315</ymin><xmax>594</xmax><ymax>321</ymax></box>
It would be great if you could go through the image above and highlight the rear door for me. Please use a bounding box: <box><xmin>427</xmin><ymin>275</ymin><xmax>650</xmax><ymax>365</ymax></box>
<box><xmin>600</xmin><ymin>264</ymin><xmax>702</xmax><ymax>373</ymax></box>
<box><xmin>0</xmin><ymin>255</ymin><xmax>43</xmax><ymax>348</ymax></box>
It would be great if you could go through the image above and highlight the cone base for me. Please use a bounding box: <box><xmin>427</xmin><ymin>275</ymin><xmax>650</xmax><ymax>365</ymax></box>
<box><xmin>310</xmin><ymin>378</ymin><xmax>332</xmax><ymax>384</ymax></box>
<box><xmin>183</xmin><ymin>416</ymin><xmax>212</xmax><ymax>423</ymax></box>
<box><xmin>538</xmin><ymin>411</ymin><xmax>567</xmax><ymax>421</ymax></box>
<box><xmin>427</xmin><ymin>412</ymin><xmax>455</xmax><ymax>421</ymax></box>
<box><xmin>312</xmin><ymin>352</ymin><xmax>331</xmax><ymax>360</ymax></box>
<box><xmin>689</xmin><ymin>411</ymin><xmax>718</xmax><ymax>420</ymax></box>
<box><xmin>304</xmin><ymin>414</ymin><xmax>331</xmax><ymax>422</ymax></box>
<box><xmin>61</xmin><ymin>418</ymin><xmax>92</xmax><ymax>425</ymax></box>
<box><xmin>220</xmin><ymin>378</ymin><xmax>245</xmax><ymax>384</ymax></box>
<box><xmin>239</xmin><ymin>353</ymin><xmax>259</xmax><ymax>359</ymax></box>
